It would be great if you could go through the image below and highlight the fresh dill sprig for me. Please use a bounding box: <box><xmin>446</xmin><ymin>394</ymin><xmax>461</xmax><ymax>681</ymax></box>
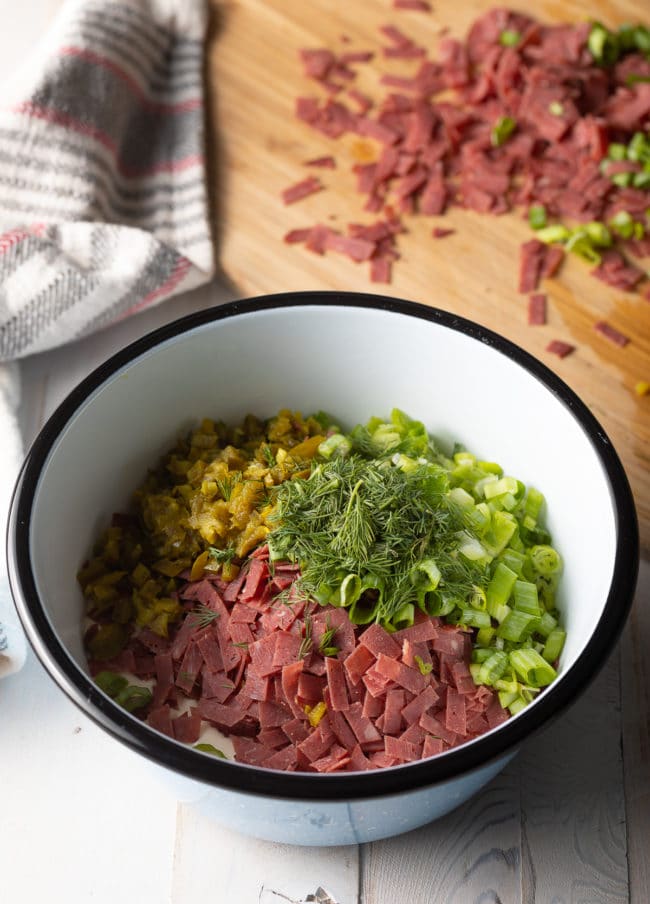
<box><xmin>262</xmin><ymin>445</ymin><xmax>276</xmax><ymax>467</ymax></box>
<box><xmin>269</xmin><ymin>452</ymin><xmax>484</xmax><ymax>623</ymax></box>
<box><xmin>216</xmin><ymin>473</ymin><xmax>240</xmax><ymax>501</ymax></box>
<box><xmin>298</xmin><ymin>615</ymin><xmax>313</xmax><ymax>659</ymax></box>
<box><xmin>318</xmin><ymin>617</ymin><xmax>339</xmax><ymax>657</ymax></box>
<box><xmin>189</xmin><ymin>603</ymin><xmax>220</xmax><ymax>629</ymax></box>
<box><xmin>208</xmin><ymin>545</ymin><xmax>236</xmax><ymax>565</ymax></box>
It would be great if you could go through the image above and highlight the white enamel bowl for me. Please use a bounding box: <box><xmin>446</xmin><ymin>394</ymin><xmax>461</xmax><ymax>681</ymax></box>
<box><xmin>7</xmin><ymin>293</ymin><xmax>638</xmax><ymax>845</ymax></box>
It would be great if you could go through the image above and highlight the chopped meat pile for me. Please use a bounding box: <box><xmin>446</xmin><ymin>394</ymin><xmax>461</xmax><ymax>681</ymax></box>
<box><xmin>286</xmin><ymin>7</ymin><xmax>650</xmax><ymax>304</ymax></box>
<box><xmin>89</xmin><ymin>546</ymin><xmax>509</xmax><ymax>772</ymax></box>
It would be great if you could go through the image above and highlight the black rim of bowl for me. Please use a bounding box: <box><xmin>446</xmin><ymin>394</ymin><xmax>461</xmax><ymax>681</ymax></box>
<box><xmin>8</xmin><ymin>291</ymin><xmax>639</xmax><ymax>802</ymax></box>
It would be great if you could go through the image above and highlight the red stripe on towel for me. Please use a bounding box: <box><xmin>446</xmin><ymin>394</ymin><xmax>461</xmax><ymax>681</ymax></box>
<box><xmin>12</xmin><ymin>101</ymin><xmax>117</xmax><ymax>152</ymax></box>
<box><xmin>58</xmin><ymin>47</ymin><xmax>202</xmax><ymax>114</ymax></box>
<box><xmin>0</xmin><ymin>228</ymin><xmax>30</xmax><ymax>255</ymax></box>
<box><xmin>10</xmin><ymin>102</ymin><xmax>203</xmax><ymax>178</ymax></box>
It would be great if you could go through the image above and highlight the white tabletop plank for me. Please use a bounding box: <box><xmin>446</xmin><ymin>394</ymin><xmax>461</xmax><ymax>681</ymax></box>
<box><xmin>3</xmin><ymin>3</ymin><xmax>650</xmax><ymax>902</ymax></box>
<box><xmin>0</xmin><ymin>647</ymin><xmax>179</xmax><ymax>902</ymax></box>
<box><xmin>10</xmin><ymin>211</ymin><xmax>650</xmax><ymax>904</ymax></box>
<box><xmin>13</xmin><ymin>283</ymin><xmax>359</xmax><ymax>904</ymax></box>
<box><xmin>171</xmin><ymin>807</ymin><xmax>359</xmax><ymax>904</ymax></box>
<box><xmin>362</xmin><ymin>766</ymin><xmax>521</xmax><ymax>903</ymax></box>
<box><xmin>518</xmin><ymin>653</ymin><xmax>628</xmax><ymax>903</ymax></box>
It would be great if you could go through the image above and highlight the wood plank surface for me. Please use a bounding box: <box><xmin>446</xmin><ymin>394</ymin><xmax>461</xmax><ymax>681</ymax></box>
<box><xmin>362</xmin><ymin>766</ymin><xmax>522</xmax><ymax>903</ymax></box>
<box><xmin>171</xmin><ymin>805</ymin><xmax>360</xmax><ymax>904</ymax></box>
<box><xmin>360</xmin><ymin>651</ymin><xmax>628</xmax><ymax>904</ymax></box>
<box><xmin>207</xmin><ymin>0</ymin><xmax>650</xmax><ymax>551</ymax></box>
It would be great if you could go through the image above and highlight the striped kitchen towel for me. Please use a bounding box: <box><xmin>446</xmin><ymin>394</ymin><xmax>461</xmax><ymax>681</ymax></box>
<box><xmin>0</xmin><ymin>0</ymin><xmax>214</xmax><ymax>676</ymax></box>
<box><xmin>0</xmin><ymin>0</ymin><xmax>214</xmax><ymax>361</ymax></box>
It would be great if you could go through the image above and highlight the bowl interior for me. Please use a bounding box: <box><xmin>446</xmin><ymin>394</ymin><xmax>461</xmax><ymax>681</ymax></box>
<box><xmin>24</xmin><ymin>301</ymin><xmax>619</xmax><ymax>725</ymax></box>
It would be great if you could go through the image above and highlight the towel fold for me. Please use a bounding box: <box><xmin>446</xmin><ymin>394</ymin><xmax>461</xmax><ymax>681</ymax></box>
<box><xmin>0</xmin><ymin>0</ymin><xmax>214</xmax><ymax>673</ymax></box>
<box><xmin>0</xmin><ymin>0</ymin><xmax>213</xmax><ymax>359</ymax></box>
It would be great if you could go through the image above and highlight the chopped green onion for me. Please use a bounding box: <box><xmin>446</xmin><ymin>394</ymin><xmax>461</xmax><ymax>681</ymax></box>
<box><xmin>448</xmin><ymin>486</ymin><xmax>475</xmax><ymax>510</ymax></box>
<box><xmin>466</xmin><ymin>585</ymin><xmax>485</xmax><ymax>611</ymax></box>
<box><xmin>411</xmin><ymin>558</ymin><xmax>442</xmax><ymax>612</ymax></box>
<box><xmin>482</xmin><ymin>510</ymin><xmax>517</xmax><ymax>557</ymax></box>
<box><xmin>477</xmin><ymin>650</ymin><xmax>509</xmax><ymax>685</ymax></box>
<box><xmin>318</xmin><ymin>433</ymin><xmax>352</xmax><ymax>459</ymax></box>
<box><xmin>114</xmin><ymin>684</ymin><xmax>153</xmax><ymax>713</ymax></box>
<box><xmin>611</xmin><ymin>172</ymin><xmax>632</xmax><ymax>188</ymax></box>
<box><xmin>542</xmin><ymin>627</ymin><xmax>566</xmax><ymax>663</ymax></box>
<box><xmin>491</xmin><ymin>115</ymin><xmax>517</xmax><ymax>147</ymax></box>
<box><xmin>498</xmin><ymin>689</ymin><xmax>519</xmax><ymax>709</ymax></box>
<box><xmin>529</xmin><ymin>204</ymin><xmax>547</xmax><ymax>230</ymax></box>
<box><xmin>486</xmin><ymin>562</ymin><xmax>517</xmax><ymax>615</ymax></box>
<box><xmin>529</xmin><ymin>544</ymin><xmax>562</xmax><ymax>576</ymax></box>
<box><xmin>565</xmin><ymin>230</ymin><xmax>602</xmax><ymax>264</ymax></box>
<box><xmin>498</xmin><ymin>548</ymin><xmax>526</xmax><ymax>576</ymax></box>
<box><xmin>509</xmin><ymin>648</ymin><xmax>557</xmax><ymax>687</ymax></box>
<box><xmin>548</xmin><ymin>100</ymin><xmax>564</xmax><ymax>116</ymax></box>
<box><xmin>513</xmin><ymin>580</ymin><xmax>540</xmax><ymax>615</ymax></box>
<box><xmin>94</xmin><ymin>670</ymin><xmax>129</xmax><ymax>697</ymax></box>
<box><xmin>628</xmin><ymin>132</ymin><xmax>650</xmax><ymax>162</ymax></box>
<box><xmin>585</xmin><ymin>221</ymin><xmax>612</xmax><ymax>247</ymax></box>
<box><xmin>94</xmin><ymin>670</ymin><xmax>152</xmax><ymax>713</ymax></box>
<box><xmin>499</xmin><ymin>29</ymin><xmax>520</xmax><ymax>47</ymax></box>
<box><xmin>608</xmin><ymin>143</ymin><xmax>627</xmax><ymax>161</ymax></box>
<box><xmin>193</xmin><ymin>743</ymin><xmax>227</xmax><ymax>758</ymax></box>
<box><xmin>465</xmin><ymin>502</ymin><xmax>491</xmax><ymax>533</ymax></box>
<box><xmin>491</xmin><ymin>602</ymin><xmax>512</xmax><ymax>626</ymax></box>
<box><xmin>472</xmin><ymin>647</ymin><xmax>495</xmax><ymax>663</ymax></box>
<box><xmin>508</xmin><ymin>696</ymin><xmax>529</xmax><ymax>715</ymax></box>
<box><xmin>476</xmin><ymin>625</ymin><xmax>495</xmax><ymax>647</ymax></box>
<box><xmin>617</xmin><ymin>23</ymin><xmax>637</xmax><ymax>52</ymax></box>
<box><xmin>390</xmin><ymin>602</ymin><xmax>415</xmax><ymax>631</ymax></box>
<box><xmin>609</xmin><ymin>210</ymin><xmax>635</xmax><ymax>239</ymax></box>
<box><xmin>524</xmin><ymin>487</ymin><xmax>544</xmax><ymax>523</ymax></box>
<box><xmin>414</xmin><ymin>655</ymin><xmax>433</xmax><ymax>676</ymax></box>
<box><xmin>632</xmin><ymin>25</ymin><xmax>650</xmax><ymax>54</ymax></box>
<box><xmin>329</xmin><ymin>573</ymin><xmax>362</xmax><ymax>608</ymax></box>
<box><xmin>458</xmin><ymin>532</ymin><xmax>490</xmax><ymax>563</ymax></box>
<box><xmin>588</xmin><ymin>23</ymin><xmax>621</xmax><ymax>66</ymax></box>
<box><xmin>477</xmin><ymin>460</ymin><xmax>503</xmax><ymax>475</ymax></box>
<box><xmin>536</xmin><ymin>224</ymin><xmax>571</xmax><ymax>244</ymax></box>
<box><xmin>536</xmin><ymin>611</ymin><xmax>558</xmax><ymax>638</ymax></box>
<box><xmin>497</xmin><ymin>609</ymin><xmax>541</xmax><ymax>642</ymax></box>
<box><xmin>483</xmin><ymin>476</ymin><xmax>520</xmax><ymax>500</ymax></box>
<box><xmin>455</xmin><ymin>607</ymin><xmax>492</xmax><ymax>629</ymax></box>
<box><xmin>469</xmin><ymin>662</ymin><xmax>483</xmax><ymax>683</ymax></box>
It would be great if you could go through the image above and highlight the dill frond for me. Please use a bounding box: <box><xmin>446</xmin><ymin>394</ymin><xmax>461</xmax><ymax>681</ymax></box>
<box><xmin>189</xmin><ymin>603</ymin><xmax>220</xmax><ymax>629</ymax></box>
<box><xmin>268</xmin><ymin>449</ymin><xmax>484</xmax><ymax>623</ymax></box>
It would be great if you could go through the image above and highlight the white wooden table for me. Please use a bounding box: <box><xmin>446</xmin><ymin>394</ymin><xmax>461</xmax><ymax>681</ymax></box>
<box><xmin>2</xmin><ymin>4</ymin><xmax>649</xmax><ymax>902</ymax></box>
<box><xmin>3</xmin><ymin>277</ymin><xmax>648</xmax><ymax>904</ymax></box>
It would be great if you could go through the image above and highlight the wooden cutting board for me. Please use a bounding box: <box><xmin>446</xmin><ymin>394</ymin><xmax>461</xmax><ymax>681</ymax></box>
<box><xmin>207</xmin><ymin>0</ymin><xmax>650</xmax><ymax>551</ymax></box>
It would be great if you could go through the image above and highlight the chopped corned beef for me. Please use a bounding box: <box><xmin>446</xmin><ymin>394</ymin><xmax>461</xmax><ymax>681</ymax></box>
<box><xmin>591</xmin><ymin>250</ymin><xmax>644</xmax><ymax>291</ymax></box>
<box><xmin>594</xmin><ymin>320</ymin><xmax>630</xmax><ymax>347</ymax></box>
<box><xmin>394</xmin><ymin>0</ymin><xmax>431</xmax><ymax>9</ymax></box>
<box><xmin>129</xmin><ymin>547</ymin><xmax>511</xmax><ymax>771</ymax></box>
<box><xmin>286</xmin><ymin>6</ymin><xmax>649</xmax><ymax>339</ymax></box>
<box><xmin>281</xmin><ymin>176</ymin><xmax>323</xmax><ymax>205</ymax></box>
<box><xmin>546</xmin><ymin>339</ymin><xmax>576</xmax><ymax>358</ymax></box>
<box><xmin>528</xmin><ymin>293</ymin><xmax>547</xmax><ymax>325</ymax></box>
<box><xmin>304</xmin><ymin>155</ymin><xmax>337</xmax><ymax>169</ymax></box>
